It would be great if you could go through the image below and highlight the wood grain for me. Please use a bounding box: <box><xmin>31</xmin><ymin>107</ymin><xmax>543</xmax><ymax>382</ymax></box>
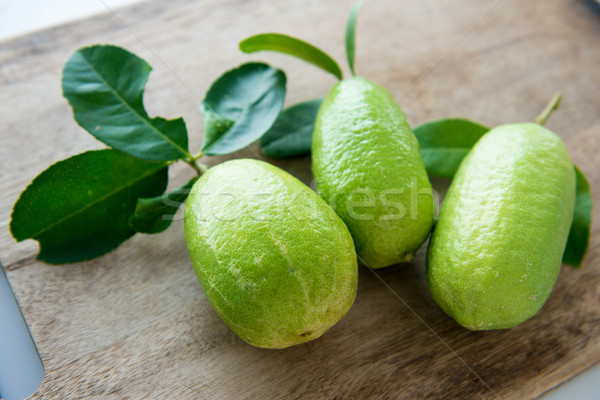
<box><xmin>1</xmin><ymin>0</ymin><xmax>599</xmax><ymax>398</ymax></box>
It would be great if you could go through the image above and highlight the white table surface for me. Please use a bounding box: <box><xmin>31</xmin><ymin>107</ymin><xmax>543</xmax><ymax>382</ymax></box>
<box><xmin>0</xmin><ymin>1</ymin><xmax>598</xmax><ymax>399</ymax></box>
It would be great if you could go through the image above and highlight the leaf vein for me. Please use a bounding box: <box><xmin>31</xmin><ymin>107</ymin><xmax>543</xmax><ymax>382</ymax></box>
<box><xmin>27</xmin><ymin>163</ymin><xmax>166</xmax><ymax>240</ymax></box>
<box><xmin>77</xmin><ymin>53</ymin><xmax>190</xmax><ymax>159</ymax></box>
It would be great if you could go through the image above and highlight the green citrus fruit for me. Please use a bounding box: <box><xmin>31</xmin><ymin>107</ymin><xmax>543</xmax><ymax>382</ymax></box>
<box><xmin>184</xmin><ymin>159</ymin><xmax>358</xmax><ymax>348</ymax></box>
<box><xmin>427</xmin><ymin>123</ymin><xmax>576</xmax><ymax>330</ymax></box>
<box><xmin>312</xmin><ymin>76</ymin><xmax>435</xmax><ymax>269</ymax></box>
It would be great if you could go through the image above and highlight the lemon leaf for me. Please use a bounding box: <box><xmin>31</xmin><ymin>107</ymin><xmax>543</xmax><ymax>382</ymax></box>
<box><xmin>62</xmin><ymin>45</ymin><xmax>190</xmax><ymax>161</ymax></box>
<box><xmin>10</xmin><ymin>149</ymin><xmax>168</xmax><ymax>264</ymax></box>
<box><xmin>413</xmin><ymin>118</ymin><xmax>490</xmax><ymax>179</ymax></box>
<box><xmin>201</xmin><ymin>63</ymin><xmax>286</xmax><ymax>155</ymax></box>
<box><xmin>129</xmin><ymin>178</ymin><xmax>197</xmax><ymax>234</ymax></box>
<box><xmin>345</xmin><ymin>1</ymin><xmax>363</xmax><ymax>76</ymax></box>
<box><xmin>260</xmin><ymin>98</ymin><xmax>323</xmax><ymax>158</ymax></box>
<box><xmin>563</xmin><ymin>166</ymin><xmax>592</xmax><ymax>268</ymax></box>
<box><xmin>240</xmin><ymin>33</ymin><xmax>342</xmax><ymax>80</ymax></box>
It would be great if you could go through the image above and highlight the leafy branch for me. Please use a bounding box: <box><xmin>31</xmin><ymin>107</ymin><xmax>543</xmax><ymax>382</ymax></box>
<box><xmin>11</xmin><ymin>46</ymin><xmax>287</xmax><ymax>264</ymax></box>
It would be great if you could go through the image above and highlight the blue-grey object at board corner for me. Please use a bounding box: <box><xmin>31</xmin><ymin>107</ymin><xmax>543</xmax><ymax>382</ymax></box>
<box><xmin>0</xmin><ymin>262</ymin><xmax>44</xmax><ymax>400</ymax></box>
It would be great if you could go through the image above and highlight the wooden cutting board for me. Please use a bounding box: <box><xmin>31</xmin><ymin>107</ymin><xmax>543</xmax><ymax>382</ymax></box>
<box><xmin>1</xmin><ymin>0</ymin><xmax>599</xmax><ymax>398</ymax></box>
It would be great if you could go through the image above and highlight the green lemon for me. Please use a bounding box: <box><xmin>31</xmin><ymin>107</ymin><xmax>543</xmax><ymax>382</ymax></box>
<box><xmin>312</xmin><ymin>76</ymin><xmax>435</xmax><ymax>269</ymax></box>
<box><xmin>427</xmin><ymin>123</ymin><xmax>576</xmax><ymax>330</ymax></box>
<box><xmin>184</xmin><ymin>159</ymin><xmax>358</xmax><ymax>348</ymax></box>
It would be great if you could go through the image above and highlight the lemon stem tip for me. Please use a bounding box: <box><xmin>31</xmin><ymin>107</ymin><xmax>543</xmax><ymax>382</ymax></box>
<box><xmin>535</xmin><ymin>92</ymin><xmax>563</xmax><ymax>126</ymax></box>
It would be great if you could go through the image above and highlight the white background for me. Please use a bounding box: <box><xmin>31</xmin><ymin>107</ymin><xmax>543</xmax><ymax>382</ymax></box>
<box><xmin>0</xmin><ymin>0</ymin><xmax>143</xmax><ymax>40</ymax></box>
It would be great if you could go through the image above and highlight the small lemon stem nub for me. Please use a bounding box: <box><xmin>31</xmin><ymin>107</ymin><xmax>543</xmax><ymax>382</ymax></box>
<box><xmin>186</xmin><ymin>157</ymin><xmax>208</xmax><ymax>176</ymax></box>
<box><xmin>535</xmin><ymin>92</ymin><xmax>562</xmax><ymax>126</ymax></box>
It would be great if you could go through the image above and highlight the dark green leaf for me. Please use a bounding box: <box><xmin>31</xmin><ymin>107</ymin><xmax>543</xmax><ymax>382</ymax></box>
<box><xmin>62</xmin><ymin>45</ymin><xmax>190</xmax><ymax>161</ymax></box>
<box><xmin>345</xmin><ymin>1</ymin><xmax>363</xmax><ymax>76</ymax></box>
<box><xmin>239</xmin><ymin>33</ymin><xmax>343</xmax><ymax>80</ymax></box>
<box><xmin>201</xmin><ymin>63</ymin><xmax>286</xmax><ymax>155</ymax></box>
<box><xmin>129</xmin><ymin>178</ymin><xmax>197</xmax><ymax>234</ymax></box>
<box><xmin>414</xmin><ymin>118</ymin><xmax>490</xmax><ymax>178</ymax></box>
<box><xmin>260</xmin><ymin>98</ymin><xmax>323</xmax><ymax>158</ymax></box>
<box><xmin>563</xmin><ymin>166</ymin><xmax>592</xmax><ymax>268</ymax></box>
<box><xmin>10</xmin><ymin>149</ymin><xmax>168</xmax><ymax>264</ymax></box>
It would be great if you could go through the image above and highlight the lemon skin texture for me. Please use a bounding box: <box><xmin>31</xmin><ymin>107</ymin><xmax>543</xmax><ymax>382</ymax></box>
<box><xmin>184</xmin><ymin>159</ymin><xmax>358</xmax><ymax>348</ymax></box>
<box><xmin>312</xmin><ymin>77</ymin><xmax>435</xmax><ymax>269</ymax></box>
<box><xmin>427</xmin><ymin>123</ymin><xmax>576</xmax><ymax>330</ymax></box>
